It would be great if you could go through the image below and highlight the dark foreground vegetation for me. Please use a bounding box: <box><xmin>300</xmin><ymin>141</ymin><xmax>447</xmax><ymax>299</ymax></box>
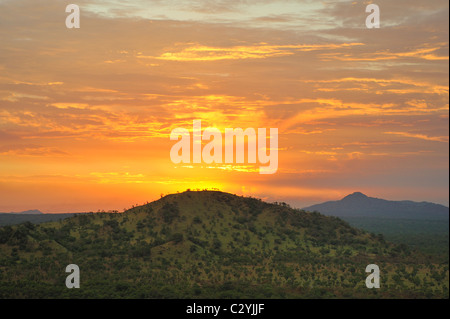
<box><xmin>0</xmin><ymin>191</ymin><xmax>448</xmax><ymax>299</ymax></box>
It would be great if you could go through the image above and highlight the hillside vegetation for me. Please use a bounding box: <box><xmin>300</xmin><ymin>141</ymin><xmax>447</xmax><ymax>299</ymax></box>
<box><xmin>0</xmin><ymin>191</ymin><xmax>448</xmax><ymax>298</ymax></box>
<box><xmin>342</xmin><ymin>217</ymin><xmax>449</xmax><ymax>259</ymax></box>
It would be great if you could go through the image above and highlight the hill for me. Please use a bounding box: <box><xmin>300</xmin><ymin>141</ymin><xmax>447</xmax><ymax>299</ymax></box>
<box><xmin>303</xmin><ymin>192</ymin><xmax>449</xmax><ymax>220</ymax></box>
<box><xmin>0</xmin><ymin>209</ymin><xmax>44</xmax><ymax>215</ymax></box>
<box><xmin>0</xmin><ymin>191</ymin><xmax>448</xmax><ymax>299</ymax></box>
<box><xmin>0</xmin><ymin>213</ymin><xmax>80</xmax><ymax>227</ymax></box>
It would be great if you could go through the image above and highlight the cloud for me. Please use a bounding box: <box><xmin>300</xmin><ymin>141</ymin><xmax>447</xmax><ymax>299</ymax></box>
<box><xmin>384</xmin><ymin>131</ymin><xmax>449</xmax><ymax>143</ymax></box>
<box><xmin>320</xmin><ymin>44</ymin><xmax>449</xmax><ymax>62</ymax></box>
<box><xmin>1</xmin><ymin>92</ymin><xmax>49</xmax><ymax>102</ymax></box>
<box><xmin>51</xmin><ymin>103</ymin><xmax>90</xmax><ymax>110</ymax></box>
<box><xmin>0</xmin><ymin>144</ymin><xmax>69</xmax><ymax>156</ymax></box>
<box><xmin>304</xmin><ymin>77</ymin><xmax>449</xmax><ymax>95</ymax></box>
<box><xmin>89</xmin><ymin>172</ymin><xmax>146</xmax><ymax>184</ymax></box>
<box><xmin>146</xmin><ymin>42</ymin><xmax>364</xmax><ymax>61</ymax></box>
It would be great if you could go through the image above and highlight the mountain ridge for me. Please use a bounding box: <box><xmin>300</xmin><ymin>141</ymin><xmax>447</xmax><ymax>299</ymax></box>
<box><xmin>303</xmin><ymin>192</ymin><xmax>449</xmax><ymax>220</ymax></box>
<box><xmin>0</xmin><ymin>209</ymin><xmax>44</xmax><ymax>215</ymax></box>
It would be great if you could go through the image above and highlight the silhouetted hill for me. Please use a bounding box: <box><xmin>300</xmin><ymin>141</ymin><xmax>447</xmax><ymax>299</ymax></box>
<box><xmin>0</xmin><ymin>209</ymin><xmax>44</xmax><ymax>215</ymax></box>
<box><xmin>0</xmin><ymin>190</ymin><xmax>448</xmax><ymax>298</ymax></box>
<box><xmin>0</xmin><ymin>213</ymin><xmax>80</xmax><ymax>226</ymax></box>
<box><xmin>303</xmin><ymin>192</ymin><xmax>449</xmax><ymax>220</ymax></box>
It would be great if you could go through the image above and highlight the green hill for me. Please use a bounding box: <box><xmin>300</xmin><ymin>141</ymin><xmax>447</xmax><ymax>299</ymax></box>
<box><xmin>0</xmin><ymin>191</ymin><xmax>448</xmax><ymax>298</ymax></box>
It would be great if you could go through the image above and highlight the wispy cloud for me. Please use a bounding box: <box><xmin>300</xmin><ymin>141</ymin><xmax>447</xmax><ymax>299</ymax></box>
<box><xmin>385</xmin><ymin>131</ymin><xmax>449</xmax><ymax>143</ymax></box>
<box><xmin>304</xmin><ymin>77</ymin><xmax>449</xmax><ymax>95</ymax></box>
<box><xmin>0</xmin><ymin>144</ymin><xmax>69</xmax><ymax>156</ymax></box>
<box><xmin>320</xmin><ymin>43</ymin><xmax>449</xmax><ymax>62</ymax></box>
<box><xmin>144</xmin><ymin>42</ymin><xmax>364</xmax><ymax>62</ymax></box>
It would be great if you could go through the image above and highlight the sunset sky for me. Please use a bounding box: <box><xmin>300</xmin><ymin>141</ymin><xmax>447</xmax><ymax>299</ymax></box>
<box><xmin>0</xmin><ymin>0</ymin><xmax>448</xmax><ymax>213</ymax></box>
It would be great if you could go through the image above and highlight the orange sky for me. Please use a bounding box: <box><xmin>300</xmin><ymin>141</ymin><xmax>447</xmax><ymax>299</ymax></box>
<box><xmin>0</xmin><ymin>0</ymin><xmax>448</xmax><ymax>213</ymax></box>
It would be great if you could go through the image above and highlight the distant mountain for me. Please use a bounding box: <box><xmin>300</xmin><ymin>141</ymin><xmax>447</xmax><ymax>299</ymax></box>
<box><xmin>0</xmin><ymin>213</ymin><xmax>80</xmax><ymax>226</ymax></box>
<box><xmin>303</xmin><ymin>192</ymin><xmax>449</xmax><ymax>220</ymax></box>
<box><xmin>0</xmin><ymin>209</ymin><xmax>44</xmax><ymax>215</ymax></box>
